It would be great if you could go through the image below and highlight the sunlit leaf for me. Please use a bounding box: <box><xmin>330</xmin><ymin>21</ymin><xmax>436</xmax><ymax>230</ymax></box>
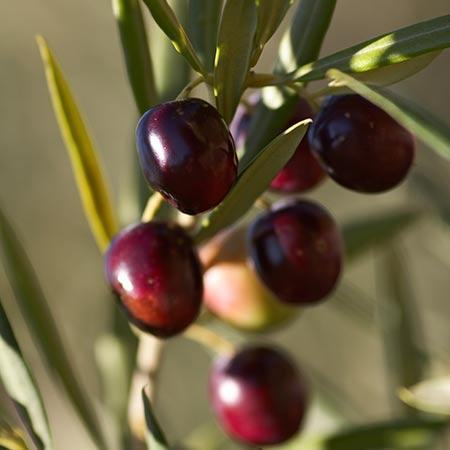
<box><xmin>327</xmin><ymin>69</ymin><xmax>450</xmax><ymax>159</ymax></box>
<box><xmin>0</xmin><ymin>208</ymin><xmax>106</xmax><ymax>449</ymax></box>
<box><xmin>36</xmin><ymin>36</ymin><xmax>118</xmax><ymax>253</ymax></box>
<box><xmin>112</xmin><ymin>0</ymin><xmax>158</xmax><ymax>114</ymax></box>
<box><xmin>195</xmin><ymin>120</ymin><xmax>311</xmax><ymax>243</ymax></box>
<box><xmin>142</xmin><ymin>387</ymin><xmax>169</xmax><ymax>450</ymax></box>
<box><xmin>142</xmin><ymin>0</ymin><xmax>205</xmax><ymax>75</ymax></box>
<box><xmin>399</xmin><ymin>376</ymin><xmax>450</xmax><ymax>415</ymax></box>
<box><xmin>0</xmin><ymin>299</ymin><xmax>52</xmax><ymax>450</ymax></box>
<box><xmin>289</xmin><ymin>14</ymin><xmax>450</xmax><ymax>82</ymax></box>
<box><xmin>214</xmin><ymin>0</ymin><xmax>258</xmax><ymax>123</ymax></box>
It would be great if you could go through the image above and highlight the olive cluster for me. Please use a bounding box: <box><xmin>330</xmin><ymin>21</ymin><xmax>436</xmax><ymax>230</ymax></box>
<box><xmin>104</xmin><ymin>94</ymin><xmax>414</xmax><ymax>446</ymax></box>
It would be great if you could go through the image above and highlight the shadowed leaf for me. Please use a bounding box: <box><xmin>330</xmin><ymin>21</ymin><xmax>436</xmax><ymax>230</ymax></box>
<box><xmin>195</xmin><ymin>120</ymin><xmax>311</xmax><ymax>243</ymax></box>
<box><xmin>0</xmin><ymin>208</ymin><xmax>106</xmax><ymax>449</ymax></box>
<box><xmin>142</xmin><ymin>387</ymin><xmax>170</xmax><ymax>450</ymax></box>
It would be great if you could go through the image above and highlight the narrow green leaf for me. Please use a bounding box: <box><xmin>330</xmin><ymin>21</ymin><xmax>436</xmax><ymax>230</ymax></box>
<box><xmin>195</xmin><ymin>120</ymin><xmax>311</xmax><ymax>243</ymax></box>
<box><xmin>214</xmin><ymin>0</ymin><xmax>258</xmax><ymax>123</ymax></box>
<box><xmin>343</xmin><ymin>209</ymin><xmax>421</xmax><ymax>261</ymax></box>
<box><xmin>327</xmin><ymin>69</ymin><xmax>450</xmax><ymax>159</ymax></box>
<box><xmin>36</xmin><ymin>36</ymin><xmax>118</xmax><ymax>253</ymax></box>
<box><xmin>289</xmin><ymin>14</ymin><xmax>450</xmax><ymax>82</ymax></box>
<box><xmin>142</xmin><ymin>0</ymin><xmax>206</xmax><ymax>75</ymax></box>
<box><xmin>187</xmin><ymin>0</ymin><xmax>223</xmax><ymax>72</ymax></box>
<box><xmin>276</xmin><ymin>0</ymin><xmax>337</xmax><ymax>74</ymax></box>
<box><xmin>240</xmin><ymin>0</ymin><xmax>336</xmax><ymax>169</ymax></box>
<box><xmin>151</xmin><ymin>0</ymin><xmax>190</xmax><ymax>102</ymax></box>
<box><xmin>284</xmin><ymin>418</ymin><xmax>447</xmax><ymax>450</ymax></box>
<box><xmin>250</xmin><ymin>0</ymin><xmax>293</xmax><ymax>67</ymax></box>
<box><xmin>350</xmin><ymin>50</ymin><xmax>440</xmax><ymax>87</ymax></box>
<box><xmin>0</xmin><ymin>209</ymin><xmax>106</xmax><ymax>449</ymax></box>
<box><xmin>0</xmin><ymin>298</ymin><xmax>52</xmax><ymax>450</ymax></box>
<box><xmin>142</xmin><ymin>387</ymin><xmax>170</xmax><ymax>450</ymax></box>
<box><xmin>112</xmin><ymin>0</ymin><xmax>158</xmax><ymax>114</ymax></box>
<box><xmin>376</xmin><ymin>246</ymin><xmax>427</xmax><ymax>413</ymax></box>
<box><xmin>399</xmin><ymin>376</ymin><xmax>450</xmax><ymax>416</ymax></box>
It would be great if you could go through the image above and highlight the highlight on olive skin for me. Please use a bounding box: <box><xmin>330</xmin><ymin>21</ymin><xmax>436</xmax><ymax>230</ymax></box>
<box><xmin>104</xmin><ymin>221</ymin><xmax>203</xmax><ymax>338</ymax></box>
<box><xmin>209</xmin><ymin>345</ymin><xmax>309</xmax><ymax>446</ymax></box>
<box><xmin>136</xmin><ymin>98</ymin><xmax>238</xmax><ymax>215</ymax></box>
<box><xmin>248</xmin><ymin>199</ymin><xmax>344</xmax><ymax>305</ymax></box>
<box><xmin>308</xmin><ymin>94</ymin><xmax>415</xmax><ymax>193</ymax></box>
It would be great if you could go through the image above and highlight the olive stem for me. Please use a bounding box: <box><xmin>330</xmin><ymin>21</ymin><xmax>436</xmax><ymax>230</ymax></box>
<box><xmin>176</xmin><ymin>74</ymin><xmax>209</xmax><ymax>100</ymax></box>
<box><xmin>184</xmin><ymin>323</ymin><xmax>235</xmax><ymax>356</ymax></box>
<box><xmin>141</xmin><ymin>192</ymin><xmax>165</xmax><ymax>222</ymax></box>
<box><xmin>255</xmin><ymin>196</ymin><xmax>271</xmax><ymax>211</ymax></box>
<box><xmin>127</xmin><ymin>334</ymin><xmax>164</xmax><ymax>443</ymax></box>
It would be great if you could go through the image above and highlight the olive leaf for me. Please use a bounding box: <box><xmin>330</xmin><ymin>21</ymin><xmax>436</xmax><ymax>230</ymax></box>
<box><xmin>288</xmin><ymin>14</ymin><xmax>450</xmax><ymax>82</ymax></box>
<box><xmin>250</xmin><ymin>0</ymin><xmax>293</xmax><ymax>67</ymax></box>
<box><xmin>276</xmin><ymin>0</ymin><xmax>337</xmax><ymax>74</ymax></box>
<box><xmin>0</xmin><ymin>208</ymin><xmax>107</xmax><ymax>450</ymax></box>
<box><xmin>343</xmin><ymin>209</ymin><xmax>421</xmax><ymax>261</ymax></box>
<box><xmin>399</xmin><ymin>376</ymin><xmax>450</xmax><ymax>416</ymax></box>
<box><xmin>142</xmin><ymin>387</ymin><xmax>170</xmax><ymax>450</ymax></box>
<box><xmin>282</xmin><ymin>417</ymin><xmax>447</xmax><ymax>450</ymax></box>
<box><xmin>214</xmin><ymin>0</ymin><xmax>258</xmax><ymax>123</ymax></box>
<box><xmin>0</xmin><ymin>298</ymin><xmax>52</xmax><ymax>450</ymax></box>
<box><xmin>36</xmin><ymin>36</ymin><xmax>119</xmax><ymax>253</ymax></box>
<box><xmin>376</xmin><ymin>246</ymin><xmax>428</xmax><ymax>413</ymax></box>
<box><xmin>142</xmin><ymin>0</ymin><xmax>206</xmax><ymax>75</ymax></box>
<box><xmin>327</xmin><ymin>69</ymin><xmax>450</xmax><ymax>159</ymax></box>
<box><xmin>240</xmin><ymin>0</ymin><xmax>336</xmax><ymax>169</ymax></box>
<box><xmin>195</xmin><ymin>119</ymin><xmax>311</xmax><ymax>244</ymax></box>
<box><xmin>150</xmin><ymin>0</ymin><xmax>190</xmax><ymax>102</ymax></box>
<box><xmin>187</xmin><ymin>0</ymin><xmax>223</xmax><ymax>72</ymax></box>
<box><xmin>112</xmin><ymin>0</ymin><xmax>158</xmax><ymax>114</ymax></box>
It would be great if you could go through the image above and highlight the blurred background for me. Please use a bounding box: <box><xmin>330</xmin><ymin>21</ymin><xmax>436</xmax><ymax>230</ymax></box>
<box><xmin>1</xmin><ymin>0</ymin><xmax>450</xmax><ymax>448</ymax></box>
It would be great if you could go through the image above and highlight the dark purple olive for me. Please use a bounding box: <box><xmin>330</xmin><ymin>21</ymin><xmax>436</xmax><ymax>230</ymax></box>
<box><xmin>248</xmin><ymin>199</ymin><xmax>343</xmax><ymax>305</ymax></box>
<box><xmin>230</xmin><ymin>95</ymin><xmax>325</xmax><ymax>193</ymax></box>
<box><xmin>136</xmin><ymin>98</ymin><xmax>238</xmax><ymax>215</ymax></box>
<box><xmin>308</xmin><ymin>94</ymin><xmax>415</xmax><ymax>193</ymax></box>
<box><xmin>104</xmin><ymin>222</ymin><xmax>203</xmax><ymax>338</ymax></box>
<box><xmin>209</xmin><ymin>346</ymin><xmax>308</xmax><ymax>446</ymax></box>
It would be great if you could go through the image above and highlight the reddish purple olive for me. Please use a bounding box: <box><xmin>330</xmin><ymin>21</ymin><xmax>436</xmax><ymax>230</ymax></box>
<box><xmin>230</xmin><ymin>96</ymin><xmax>325</xmax><ymax>193</ymax></box>
<box><xmin>308</xmin><ymin>94</ymin><xmax>415</xmax><ymax>193</ymax></box>
<box><xmin>209</xmin><ymin>346</ymin><xmax>308</xmax><ymax>446</ymax></box>
<box><xmin>248</xmin><ymin>199</ymin><xmax>343</xmax><ymax>305</ymax></box>
<box><xmin>136</xmin><ymin>98</ymin><xmax>238</xmax><ymax>215</ymax></box>
<box><xmin>104</xmin><ymin>222</ymin><xmax>203</xmax><ymax>338</ymax></box>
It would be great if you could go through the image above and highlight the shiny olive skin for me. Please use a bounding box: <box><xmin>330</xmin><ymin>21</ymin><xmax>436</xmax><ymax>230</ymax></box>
<box><xmin>136</xmin><ymin>98</ymin><xmax>238</xmax><ymax>215</ymax></box>
<box><xmin>308</xmin><ymin>94</ymin><xmax>415</xmax><ymax>193</ymax></box>
<box><xmin>248</xmin><ymin>199</ymin><xmax>343</xmax><ymax>305</ymax></box>
<box><xmin>104</xmin><ymin>222</ymin><xmax>203</xmax><ymax>338</ymax></box>
<box><xmin>209</xmin><ymin>346</ymin><xmax>308</xmax><ymax>446</ymax></box>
